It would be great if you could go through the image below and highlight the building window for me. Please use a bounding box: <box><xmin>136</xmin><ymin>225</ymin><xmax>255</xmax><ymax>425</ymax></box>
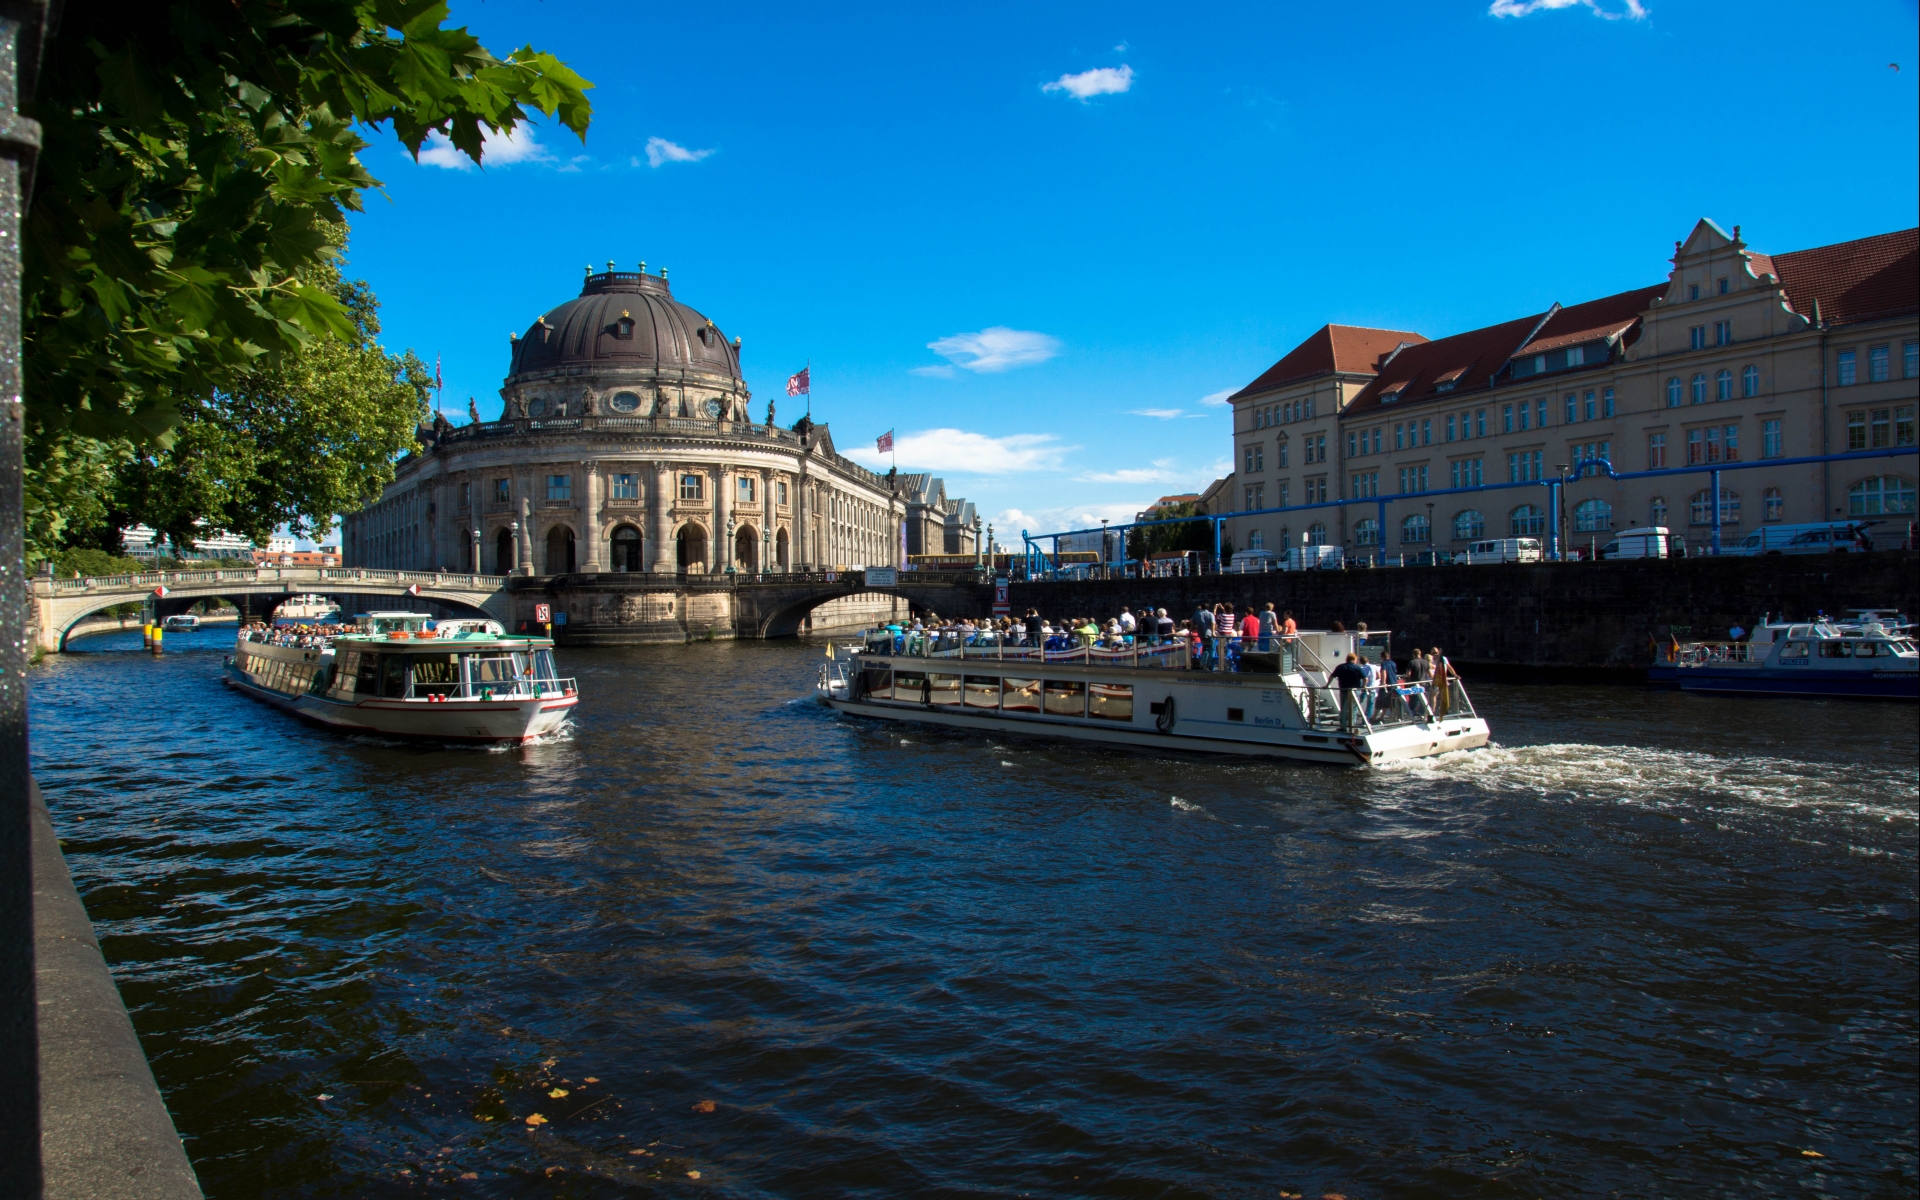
<box><xmin>610</xmin><ymin>473</ymin><xmax>639</xmax><ymax>500</ymax></box>
<box><xmin>1724</xmin><ymin>424</ymin><xmax>1739</xmax><ymax>461</ymax></box>
<box><xmin>1687</xmin><ymin>426</ymin><xmax>1720</xmax><ymax>464</ymax></box>
<box><xmin>1648</xmin><ymin>432</ymin><xmax>1667</xmax><ymax>470</ymax></box>
<box><xmin>1450</xmin><ymin>458</ymin><xmax>1484</xmax><ymax>488</ymax></box>
<box><xmin>1572</xmin><ymin>440</ymin><xmax>1611</xmax><ymax>463</ymax></box>
<box><xmin>1306</xmin><ymin>523</ymin><xmax>1327</xmax><ymax>545</ymax></box>
<box><xmin>776</xmin><ymin>480</ymin><xmax>789</xmax><ymax>507</ymax></box>
<box><xmin>1714</xmin><ymin>320</ymin><xmax>1731</xmax><ymax>346</ymax></box>
<box><xmin>1666</xmin><ymin>377</ymin><xmax>1682</xmax><ymax>407</ymax></box>
<box><xmin>1763</xmin><ymin>488</ymin><xmax>1784</xmax><ymax>521</ymax></box>
<box><xmin>546</xmin><ymin>474</ymin><xmax>572</xmax><ymax>501</ymax></box>
<box><xmin>1717</xmin><ymin>277</ymin><xmax>1729</xmax><ymax>295</ymax></box>
<box><xmin>1244</xmin><ymin>444</ymin><xmax>1264</xmax><ymax>473</ymax></box>
<box><xmin>1649</xmin><ymin>496</ymin><xmax>1667</xmax><ymax>526</ymax></box>
<box><xmin>1573</xmin><ymin>498</ymin><xmax>1613</xmax><ymax>532</ymax></box>
<box><xmin>1689</xmin><ymin>488</ymin><xmax>1741</xmax><ymax>525</ymax></box>
<box><xmin>1346</xmin><ymin>432</ymin><xmax>1357</xmax><ymax>457</ymax></box>
<box><xmin>460</xmin><ymin>482</ymin><xmax>471</xmax><ymax>508</ymax></box>
<box><xmin>1396</xmin><ymin>465</ymin><xmax>1429</xmax><ymax>493</ymax></box>
<box><xmin>1446</xmin><ymin>415</ymin><xmax>1457</xmax><ymax>441</ymax></box>
<box><xmin>1742</xmin><ymin>365</ymin><xmax>1758</xmax><ymax>397</ymax></box>
<box><xmin>1565</xmin><ymin>393</ymin><xmax>1578</xmax><ymax>424</ymax></box>
<box><xmin>1394</xmin><ymin>423</ymin><xmax>1405</xmax><ymax>451</ymax></box>
<box><xmin>494</xmin><ymin>478</ymin><xmax>511</xmax><ymax>503</ymax></box>
<box><xmin>1503</xmin><ymin>405</ymin><xmax>1514</xmax><ymax>433</ymax></box>
<box><xmin>1584</xmin><ymin>391</ymin><xmax>1597</xmax><ymax>421</ymax></box>
<box><xmin>1869</xmin><ymin>345</ymin><xmax>1889</xmax><ymax>382</ymax></box>
<box><xmin>1901</xmin><ymin>406</ymin><xmax>1918</xmax><ymax>446</ymax></box>
<box><xmin>1354</xmin><ymin>517</ymin><xmax>1380</xmax><ymax>546</ymax></box>
<box><xmin>1848</xmin><ymin>476</ymin><xmax>1917</xmax><ymax>516</ymax></box>
<box><xmin>1846</xmin><ymin>410</ymin><xmax>1866</xmax><ymax>450</ymax></box>
<box><xmin>679</xmin><ymin>474</ymin><xmax>705</xmax><ymax>500</ymax></box>
<box><xmin>1690</xmin><ymin>373</ymin><xmax>1707</xmax><ymax>404</ymax></box>
<box><xmin>738</xmin><ymin>476</ymin><xmax>757</xmax><ymax>504</ymax></box>
<box><xmin>1850</xmin><ymin>406</ymin><xmax>1915</xmax><ymax>450</ymax></box>
<box><xmin>1278</xmin><ymin>437</ymin><xmax>1290</xmax><ymax>468</ymax></box>
<box><xmin>1716</xmin><ymin>369</ymin><xmax>1733</xmax><ymax>401</ymax></box>
<box><xmin>1510</xmin><ymin>504</ymin><xmax>1545</xmax><ymax>536</ymax></box>
<box><xmin>1689</xmin><ymin>284</ymin><xmax>1701</xmax><ymax>301</ymax></box>
<box><xmin>1244</xmin><ymin>484</ymin><xmax>1264</xmax><ymax>510</ymax></box>
<box><xmin>1314</xmin><ymin>435</ymin><xmax>1327</xmax><ymax>462</ymax></box>
<box><xmin>1400</xmin><ymin>514</ymin><xmax>1430</xmax><ymax>544</ymax></box>
<box><xmin>1689</xmin><ymin>325</ymin><xmax>1706</xmax><ymax>350</ymax></box>
<box><xmin>1476</xmin><ymin>410</ymin><xmax>1487</xmax><ymax>438</ymax></box>
<box><xmin>1837</xmin><ymin>349</ymin><xmax>1856</xmax><ymax>386</ymax></box>
<box><xmin>1762</xmin><ymin>419</ymin><xmax>1782</xmax><ymax>459</ymax></box>
<box><xmin>1453</xmin><ymin>509</ymin><xmax>1485</xmax><ymax>540</ymax></box>
<box><xmin>1248</xmin><ymin>530</ymin><xmax>1265</xmax><ymax>550</ymax></box>
<box><xmin>1906</xmin><ymin>341</ymin><xmax>1919</xmax><ymax>379</ymax></box>
<box><xmin>1278</xmin><ymin>483</ymin><xmax>1289</xmax><ymax>507</ymax></box>
<box><xmin>1351</xmin><ymin>471</ymin><xmax>1379</xmax><ymax>499</ymax></box>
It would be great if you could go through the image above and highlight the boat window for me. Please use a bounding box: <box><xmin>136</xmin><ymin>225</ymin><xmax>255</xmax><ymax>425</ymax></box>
<box><xmin>1818</xmin><ymin>640</ymin><xmax>1852</xmax><ymax>658</ymax></box>
<box><xmin>861</xmin><ymin>668</ymin><xmax>892</xmax><ymax>701</ymax></box>
<box><xmin>469</xmin><ymin>654</ymin><xmax>530</xmax><ymax>684</ymax></box>
<box><xmin>380</xmin><ymin>654</ymin><xmax>411</xmax><ymax>698</ymax></box>
<box><xmin>1043</xmin><ymin>679</ymin><xmax>1087</xmax><ymax>717</ymax></box>
<box><xmin>927</xmin><ymin>672</ymin><xmax>962</xmax><ymax>705</ymax></box>
<box><xmin>893</xmin><ymin>671</ymin><xmax>928</xmax><ymax>702</ymax></box>
<box><xmin>353</xmin><ymin>651</ymin><xmax>382</xmax><ymax>696</ymax></box>
<box><xmin>412</xmin><ymin>654</ymin><xmax>462</xmax><ymax>696</ymax></box>
<box><xmin>1778</xmin><ymin>641</ymin><xmax>1809</xmax><ymax>660</ymax></box>
<box><xmin>533</xmin><ymin>650</ymin><xmax>559</xmax><ymax>681</ymax></box>
<box><xmin>963</xmin><ymin>675</ymin><xmax>1000</xmax><ymax>709</ymax></box>
<box><xmin>1852</xmin><ymin>641</ymin><xmax>1880</xmax><ymax>658</ymax></box>
<box><xmin>1001</xmin><ymin>677</ymin><xmax>1042</xmax><ymax>713</ymax></box>
<box><xmin>1089</xmin><ymin>682</ymin><xmax>1133</xmax><ymax>721</ymax></box>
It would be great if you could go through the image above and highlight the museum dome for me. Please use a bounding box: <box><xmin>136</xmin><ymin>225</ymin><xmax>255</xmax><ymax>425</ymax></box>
<box><xmin>507</xmin><ymin>268</ymin><xmax>742</xmax><ymax>381</ymax></box>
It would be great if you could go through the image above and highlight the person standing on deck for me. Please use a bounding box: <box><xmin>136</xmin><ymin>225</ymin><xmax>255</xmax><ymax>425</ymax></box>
<box><xmin>1259</xmin><ymin>604</ymin><xmax>1277</xmax><ymax>651</ymax></box>
<box><xmin>1432</xmin><ymin>648</ymin><xmax>1453</xmax><ymax>718</ymax></box>
<box><xmin>1192</xmin><ymin>604</ymin><xmax>1216</xmax><ymax>669</ymax></box>
<box><xmin>1333</xmin><ymin>653</ymin><xmax>1368</xmax><ymax>732</ymax></box>
<box><xmin>1241</xmin><ymin>609</ymin><xmax>1261</xmax><ymax>659</ymax></box>
<box><xmin>1405</xmin><ymin>647</ymin><xmax>1430</xmax><ymax>719</ymax></box>
<box><xmin>1282</xmin><ymin>610</ymin><xmax>1298</xmax><ymax>641</ymax></box>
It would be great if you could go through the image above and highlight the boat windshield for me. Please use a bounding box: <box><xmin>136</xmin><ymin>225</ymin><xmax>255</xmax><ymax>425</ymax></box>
<box><xmin>468</xmin><ymin>653</ymin><xmax>530</xmax><ymax>685</ymax></box>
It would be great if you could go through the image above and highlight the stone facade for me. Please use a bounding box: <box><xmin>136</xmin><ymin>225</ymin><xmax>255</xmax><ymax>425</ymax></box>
<box><xmin>1226</xmin><ymin>220</ymin><xmax>1919</xmax><ymax>556</ymax></box>
<box><xmin>344</xmin><ymin>268</ymin><xmax>907</xmax><ymax>580</ymax></box>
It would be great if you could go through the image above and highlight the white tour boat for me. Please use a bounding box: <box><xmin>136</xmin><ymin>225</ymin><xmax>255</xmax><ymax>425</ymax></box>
<box><xmin>162</xmin><ymin>614</ymin><xmax>201</xmax><ymax>632</ymax></box>
<box><xmin>1649</xmin><ymin>609</ymin><xmax>1918</xmax><ymax>699</ymax></box>
<box><xmin>224</xmin><ymin>611</ymin><xmax>577</xmax><ymax>742</ymax></box>
<box><xmin>818</xmin><ymin>626</ymin><xmax>1489</xmax><ymax>766</ymax></box>
<box><xmin>273</xmin><ymin>594</ymin><xmax>344</xmax><ymax>624</ymax></box>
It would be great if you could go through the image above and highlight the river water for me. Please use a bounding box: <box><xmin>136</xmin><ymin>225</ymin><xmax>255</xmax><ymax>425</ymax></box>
<box><xmin>28</xmin><ymin>629</ymin><xmax>1918</xmax><ymax>1198</ymax></box>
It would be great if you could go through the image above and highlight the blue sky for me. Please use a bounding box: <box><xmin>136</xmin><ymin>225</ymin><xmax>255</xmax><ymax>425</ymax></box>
<box><xmin>344</xmin><ymin>0</ymin><xmax>1919</xmax><ymax>544</ymax></box>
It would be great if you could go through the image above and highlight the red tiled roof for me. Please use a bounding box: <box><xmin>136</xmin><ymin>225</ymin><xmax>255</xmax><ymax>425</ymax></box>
<box><xmin>1744</xmin><ymin>251</ymin><xmax>1776</xmax><ymax>281</ymax></box>
<box><xmin>1228</xmin><ymin>324</ymin><xmax>1426</xmax><ymax>402</ymax></box>
<box><xmin>1769</xmin><ymin>228</ymin><xmax>1919</xmax><ymax>327</ymax></box>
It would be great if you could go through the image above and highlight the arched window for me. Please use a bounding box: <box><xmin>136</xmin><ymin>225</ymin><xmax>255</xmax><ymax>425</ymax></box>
<box><xmin>1690</xmin><ymin>373</ymin><xmax>1707</xmax><ymax>404</ymax></box>
<box><xmin>1573</xmin><ymin>498</ymin><xmax>1613</xmax><ymax>532</ymax></box>
<box><xmin>735</xmin><ymin>524</ymin><xmax>760</xmax><ymax>572</ymax></box>
<box><xmin>1510</xmin><ymin>504</ymin><xmax>1544</xmax><ymax>536</ymax></box>
<box><xmin>1353</xmin><ymin>518</ymin><xmax>1380</xmax><ymax>546</ymax></box>
<box><xmin>1649</xmin><ymin>496</ymin><xmax>1668</xmax><ymax>526</ymax></box>
<box><xmin>676</xmin><ymin>523</ymin><xmax>709</xmax><ymax>571</ymax></box>
<box><xmin>1666</xmin><ymin>377</ymin><xmax>1683</xmax><ymax>407</ymax></box>
<box><xmin>1277</xmin><ymin>525</ymin><xmax>1291</xmax><ymax>549</ymax></box>
<box><xmin>1401</xmin><ymin>514</ymin><xmax>1431</xmax><ymax>544</ymax></box>
<box><xmin>545</xmin><ymin>525</ymin><xmax>576</xmax><ymax>574</ymax></box>
<box><xmin>1763</xmin><ymin>488</ymin><xmax>1783</xmax><ymax>522</ymax></box>
<box><xmin>1716</xmin><ymin>368</ymin><xmax>1733</xmax><ymax>401</ymax></box>
<box><xmin>495</xmin><ymin>527</ymin><xmax>515</xmax><ymax>575</ymax></box>
<box><xmin>1689</xmin><ymin>488</ymin><xmax>1742</xmax><ymax>525</ymax></box>
<box><xmin>611</xmin><ymin>524</ymin><xmax>644</xmax><ymax>572</ymax></box>
<box><xmin>775</xmin><ymin>527</ymin><xmax>791</xmax><ymax>571</ymax></box>
<box><xmin>1248</xmin><ymin>529</ymin><xmax>1265</xmax><ymax>550</ymax></box>
<box><xmin>1276</xmin><ymin>433</ymin><xmax>1289</xmax><ymax>468</ymax></box>
<box><xmin>1453</xmin><ymin>509</ymin><xmax>1485</xmax><ymax>541</ymax></box>
<box><xmin>1741</xmin><ymin>365</ymin><xmax>1759</xmax><ymax>397</ymax></box>
<box><xmin>1848</xmin><ymin>476</ymin><xmax>1917</xmax><ymax>516</ymax></box>
<box><xmin>1306</xmin><ymin>523</ymin><xmax>1328</xmax><ymax>546</ymax></box>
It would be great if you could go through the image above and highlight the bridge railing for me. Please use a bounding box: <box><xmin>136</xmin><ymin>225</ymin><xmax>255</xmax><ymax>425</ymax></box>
<box><xmin>42</xmin><ymin>566</ymin><xmax>509</xmax><ymax>594</ymax></box>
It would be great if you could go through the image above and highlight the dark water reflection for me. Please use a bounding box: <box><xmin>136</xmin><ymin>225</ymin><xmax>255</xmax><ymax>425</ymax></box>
<box><xmin>29</xmin><ymin>629</ymin><xmax>1919</xmax><ymax>1198</ymax></box>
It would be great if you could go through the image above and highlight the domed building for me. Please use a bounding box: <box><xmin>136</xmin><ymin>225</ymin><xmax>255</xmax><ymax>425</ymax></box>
<box><xmin>342</xmin><ymin>264</ymin><xmax>908</xmax><ymax>638</ymax></box>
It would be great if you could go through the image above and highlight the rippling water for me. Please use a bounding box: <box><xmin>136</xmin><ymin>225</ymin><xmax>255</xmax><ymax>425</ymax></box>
<box><xmin>29</xmin><ymin>629</ymin><xmax>1919</xmax><ymax>1198</ymax></box>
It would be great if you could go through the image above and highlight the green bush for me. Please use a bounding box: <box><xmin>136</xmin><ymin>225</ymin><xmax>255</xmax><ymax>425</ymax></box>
<box><xmin>38</xmin><ymin>548</ymin><xmax>146</xmax><ymax>577</ymax></box>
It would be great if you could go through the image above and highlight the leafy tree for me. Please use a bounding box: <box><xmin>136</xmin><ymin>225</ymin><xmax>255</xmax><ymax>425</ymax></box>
<box><xmin>1127</xmin><ymin>502</ymin><xmax>1215</xmax><ymax>560</ymax></box>
<box><xmin>23</xmin><ymin>0</ymin><xmax>593</xmax><ymax>556</ymax></box>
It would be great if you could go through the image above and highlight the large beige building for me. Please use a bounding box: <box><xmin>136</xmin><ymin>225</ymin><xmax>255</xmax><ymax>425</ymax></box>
<box><xmin>345</xmin><ymin>266</ymin><xmax>906</xmax><ymax>579</ymax></box>
<box><xmin>1225</xmin><ymin>220</ymin><xmax>1918</xmax><ymax>557</ymax></box>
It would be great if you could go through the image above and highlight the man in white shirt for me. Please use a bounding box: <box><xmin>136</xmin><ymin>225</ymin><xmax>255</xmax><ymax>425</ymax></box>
<box><xmin>1119</xmin><ymin>607</ymin><xmax>1137</xmax><ymax>636</ymax></box>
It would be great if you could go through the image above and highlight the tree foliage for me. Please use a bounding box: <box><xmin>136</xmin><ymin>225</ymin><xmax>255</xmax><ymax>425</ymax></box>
<box><xmin>23</xmin><ymin>0</ymin><xmax>593</xmax><ymax>556</ymax></box>
<box><xmin>1127</xmin><ymin>502</ymin><xmax>1216</xmax><ymax>560</ymax></box>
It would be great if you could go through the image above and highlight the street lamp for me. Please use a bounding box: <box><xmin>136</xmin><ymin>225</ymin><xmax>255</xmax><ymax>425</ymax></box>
<box><xmin>725</xmin><ymin>514</ymin><xmax>737</xmax><ymax>575</ymax></box>
<box><xmin>470</xmin><ymin>527</ymin><xmax>481</xmax><ymax>575</ymax></box>
<box><xmin>508</xmin><ymin>520</ymin><xmax>519</xmax><ymax>576</ymax></box>
<box><xmin>1425</xmin><ymin>501</ymin><xmax>1435</xmax><ymax>559</ymax></box>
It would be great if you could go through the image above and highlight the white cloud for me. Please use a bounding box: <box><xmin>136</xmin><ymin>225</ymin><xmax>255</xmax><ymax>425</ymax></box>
<box><xmin>924</xmin><ymin>327</ymin><xmax>1062</xmax><ymax>373</ymax></box>
<box><xmin>1198</xmin><ymin>388</ymin><xmax>1236</xmax><ymax>407</ymax></box>
<box><xmin>645</xmin><ymin>137</ymin><xmax>715</xmax><ymax>168</ymax></box>
<box><xmin>993</xmin><ymin>502</ymin><xmax>1155</xmax><ymax>537</ymax></box>
<box><xmin>846</xmin><ymin>428</ymin><xmax>1072</xmax><ymax>475</ymax></box>
<box><xmin>1042</xmin><ymin>65</ymin><xmax>1135</xmax><ymax>100</ymax></box>
<box><xmin>1078</xmin><ymin>465</ymin><xmax>1178</xmax><ymax>485</ymax></box>
<box><xmin>1129</xmin><ymin>408</ymin><xmax>1186</xmax><ymax>419</ymax></box>
<box><xmin>1489</xmin><ymin>0</ymin><xmax>1647</xmax><ymax>19</ymax></box>
<box><xmin>415</xmin><ymin>121</ymin><xmax>554</xmax><ymax>170</ymax></box>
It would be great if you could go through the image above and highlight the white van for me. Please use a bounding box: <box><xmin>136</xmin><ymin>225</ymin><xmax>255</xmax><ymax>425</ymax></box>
<box><xmin>1453</xmin><ymin>537</ymin><xmax>1542</xmax><ymax>565</ymax></box>
<box><xmin>1282</xmin><ymin>544</ymin><xmax>1345</xmax><ymax>571</ymax></box>
<box><xmin>1599</xmin><ymin>526</ymin><xmax>1671</xmax><ymax>560</ymax></box>
<box><xmin>1227</xmin><ymin>549</ymin><xmax>1280</xmax><ymax>573</ymax></box>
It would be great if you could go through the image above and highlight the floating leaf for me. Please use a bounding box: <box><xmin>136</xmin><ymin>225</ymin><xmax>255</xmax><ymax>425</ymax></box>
<box><xmin>525</xmin><ymin>1113</ymin><xmax>547</xmax><ymax>1127</ymax></box>
<box><xmin>458</xmin><ymin>1172</ymin><xmax>477</xmax><ymax>1180</ymax></box>
<box><xmin>548</xmin><ymin>1088</ymin><xmax>569</xmax><ymax>1098</ymax></box>
<box><xmin>1802</xmin><ymin>1150</ymin><xmax>1825</xmax><ymax>1158</ymax></box>
<box><xmin>316</xmin><ymin>1093</ymin><xmax>333</xmax><ymax>1101</ymax></box>
<box><xmin>692</xmin><ymin>1100</ymin><xmax>717</xmax><ymax>1113</ymax></box>
<box><xmin>687</xmin><ymin>1170</ymin><xmax>701</xmax><ymax>1179</ymax></box>
<box><xmin>584</xmin><ymin>1077</ymin><xmax>599</xmax><ymax>1084</ymax></box>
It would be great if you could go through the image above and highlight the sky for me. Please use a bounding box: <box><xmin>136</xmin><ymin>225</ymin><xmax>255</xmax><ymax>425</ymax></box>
<box><xmin>342</xmin><ymin>0</ymin><xmax>1920</xmax><ymax>546</ymax></box>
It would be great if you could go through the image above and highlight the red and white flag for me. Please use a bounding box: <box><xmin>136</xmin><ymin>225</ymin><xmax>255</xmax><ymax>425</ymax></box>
<box><xmin>407</xmin><ymin>584</ymin><xmax>422</xmax><ymax>596</ymax></box>
<box><xmin>785</xmin><ymin>367</ymin><xmax>810</xmax><ymax>396</ymax></box>
<box><xmin>876</xmin><ymin>429</ymin><xmax>894</xmax><ymax>454</ymax></box>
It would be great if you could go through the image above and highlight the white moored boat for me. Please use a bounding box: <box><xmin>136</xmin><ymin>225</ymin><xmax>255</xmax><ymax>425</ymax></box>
<box><xmin>224</xmin><ymin>612</ymin><xmax>577</xmax><ymax>743</ymax></box>
<box><xmin>818</xmin><ymin>626</ymin><xmax>1489</xmax><ymax>766</ymax></box>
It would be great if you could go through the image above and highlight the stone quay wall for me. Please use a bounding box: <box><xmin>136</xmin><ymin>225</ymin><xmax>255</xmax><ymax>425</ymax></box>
<box><xmin>1002</xmin><ymin>553</ymin><xmax>1920</xmax><ymax>674</ymax></box>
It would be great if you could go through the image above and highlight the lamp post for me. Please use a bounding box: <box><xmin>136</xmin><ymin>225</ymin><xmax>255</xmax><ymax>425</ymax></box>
<box><xmin>725</xmin><ymin>514</ymin><xmax>737</xmax><ymax>575</ymax></box>
<box><xmin>1425</xmin><ymin>501</ymin><xmax>1435</xmax><ymax>562</ymax></box>
<box><xmin>471</xmin><ymin>527</ymin><xmax>481</xmax><ymax>575</ymax></box>
<box><xmin>509</xmin><ymin>521</ymin><xmax>519</xmax><ymax>576</ymax></box>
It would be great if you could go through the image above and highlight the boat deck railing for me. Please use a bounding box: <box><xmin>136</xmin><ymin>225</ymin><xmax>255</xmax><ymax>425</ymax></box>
<box><xmin>862</xmin><ymin>630</ymin><xmax>1196</xmax><ymax>669</ymax></box>
<box><xmin>1304</xmin><ymin>680</ymin><xmax>1477</xmax><ymax>734</ymax></box>
<box><xmin>404</xmin><ymin>678</ymin><xmax>578</xmax><ymax>702</ymax></box>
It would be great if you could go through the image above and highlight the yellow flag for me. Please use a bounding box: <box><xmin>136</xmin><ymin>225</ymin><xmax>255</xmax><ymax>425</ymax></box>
<box><xmin>825</xmin><ymin>644</ymin><xmax>833</xmax><ymax>659</ymax></box>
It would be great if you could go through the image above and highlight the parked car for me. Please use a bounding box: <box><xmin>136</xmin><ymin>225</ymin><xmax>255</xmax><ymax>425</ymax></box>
<box><xmin>1721</xmin><ymin>521</ymin><xmax>1875</xmax><ymax>555</ymax></box>
<box><xmin>1598</xmin><ymin>526</ymin><xmax>1675</xmax><ymax>560</ymax></box>
<box><xmin>1453</xmin><ymin>537</ymin><xmax>1542</xmax><ymax>564</ymax></box>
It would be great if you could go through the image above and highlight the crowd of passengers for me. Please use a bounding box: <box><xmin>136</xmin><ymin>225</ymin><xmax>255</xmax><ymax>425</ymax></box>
<box><xmin>868</xmin><ymin>605</ymin><xmax>1461</xmax><ymax>727</ymax></box>
<box><xmin>240</xmin><ymin>620</ymin><xmax>354</xmax><ymax>648</ymax></box>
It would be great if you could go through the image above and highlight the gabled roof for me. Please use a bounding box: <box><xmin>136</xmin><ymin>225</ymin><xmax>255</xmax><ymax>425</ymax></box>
<box><xmin>1227</xmin><ymin>324</ymin><xmax>1427</xmax><ymax>402</ymax></box>
<box><xmin>1769</xmin><ymin>228</ymin><xmax>1919</xmax><ymax>328</ymax></box>
<box><xmin>1515</xmin><ymin>284</ymin><xmax>1667</xmax><ymax>356</ymax></box>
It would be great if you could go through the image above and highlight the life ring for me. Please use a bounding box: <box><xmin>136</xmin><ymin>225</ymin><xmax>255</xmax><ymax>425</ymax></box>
<box><xmin>1155</xmin><ymin>694</ymin><xmax>1177</xmax><ymax>734</ymax></box>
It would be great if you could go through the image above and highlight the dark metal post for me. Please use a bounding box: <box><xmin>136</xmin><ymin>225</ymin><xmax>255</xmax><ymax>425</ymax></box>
<box><xmin>1711</xmin><ymin>467</ymin><xmax>1723</xmax><ymax>555</ymax></box>
<box><xmin>0</xmin><ymin>4</ymin><xmax>47</xmax><ymax>1194</ymax></box>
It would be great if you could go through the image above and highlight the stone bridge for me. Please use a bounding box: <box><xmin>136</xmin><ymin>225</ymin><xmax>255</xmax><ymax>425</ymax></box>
<box><xmin>31</xmin><ymin>566</ymin><xmax>511</xmax><ymax>652</ymax></box>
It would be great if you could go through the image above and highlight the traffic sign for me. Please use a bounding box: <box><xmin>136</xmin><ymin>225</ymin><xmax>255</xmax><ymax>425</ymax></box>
<box><xmin>534</xmin><ymin>603</ymin><xmax>552</xmax><ymax>623</ymax></box>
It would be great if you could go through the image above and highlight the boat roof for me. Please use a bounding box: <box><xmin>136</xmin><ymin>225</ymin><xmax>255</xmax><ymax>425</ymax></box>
<box><xmin>334</xmin><ymin>633</ymin><xmax>554</xmax><ymax>649</ymax></box>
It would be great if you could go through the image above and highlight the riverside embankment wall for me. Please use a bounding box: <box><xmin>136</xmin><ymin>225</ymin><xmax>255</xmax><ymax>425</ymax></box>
<box><xmin>1005</xmin><ymin>552</ymin><xmax>1920</xmax><ymax>674</ymax></box>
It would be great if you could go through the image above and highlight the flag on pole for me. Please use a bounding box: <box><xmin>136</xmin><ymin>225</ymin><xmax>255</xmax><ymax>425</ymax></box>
<box><xmin>876</xmin><ymin>429</ymin><xmax>894</xmax><ymax>454</ymax></box>
<box><xmin>786</xmin><ymin>367</ymin><xmax>810</xmax><ymax>396</ymax></box>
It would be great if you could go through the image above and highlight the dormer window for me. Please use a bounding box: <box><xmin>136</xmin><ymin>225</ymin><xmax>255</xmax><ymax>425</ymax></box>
<box><xmin>614</xmin><ymin>310</ymin><xmax>634</xmax><ymax>339</ymax></box>
<box><xmin>1381</xmin><ymin>389</ymin><xmax>1401</xmax><ymax>404</ymax></box>
<box><xmin>1435</xmin><ymin>380</ymin><xmax>1455</xmax><ymax>393</ymax></box>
